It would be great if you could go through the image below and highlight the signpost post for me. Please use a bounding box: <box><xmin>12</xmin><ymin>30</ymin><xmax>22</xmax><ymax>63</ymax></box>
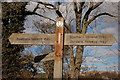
<box><xmin>8</xmin><ymin>17</ymin><xmax>115</xmax><ymax>79</ymax></box>
<box><xmin>54</xmin><ymin>17</ymin><xmax>64</xmax><ymax>79</ymax></box>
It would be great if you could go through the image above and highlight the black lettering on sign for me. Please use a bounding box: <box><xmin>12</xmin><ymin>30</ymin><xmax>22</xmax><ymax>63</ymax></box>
<box><xmin>31</xmin><ymin>38</ymin><xmax>42</xmax><ymax>40</ymax></box>
<box><xmin>70</xmin><ymin>35</ymin><xmax>82</xmax><ymax>39</ymax></box>
<box><xmin>70</xmin><ymin>40</ymin><xmax>84</xmax><ymax>43</ymax></box>
<box><xmin>85</xmin><ymin>41</ymin><xmax>98</xmax><ymax>43</ymax></box>
<box><xmin>17</xmin><ymin>38</ymin><xmax>30</xmax><ymax>40</ymax></box>
<box><xmin>44</xmin><ymin>38</ymin><xmax>50</xmax><ymax>41</ymax></box>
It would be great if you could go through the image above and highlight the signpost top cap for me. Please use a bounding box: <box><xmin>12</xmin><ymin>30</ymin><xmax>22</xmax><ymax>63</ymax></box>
<box><xmin>56</xmin><ymin>17</ymin><xmax>64</xmax><ymax>27</ymax></box>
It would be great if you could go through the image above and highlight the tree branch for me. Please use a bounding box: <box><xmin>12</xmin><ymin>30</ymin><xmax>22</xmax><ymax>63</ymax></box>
<box><xmin>74</xmin><ymin>0</ymin><xmax>83</xmax><ymax>33</ymax></box>
<box><xmin>83</xmin><ymin>2</ymin><xmax>103</xmax><ymax>22</ymax></box>
<box><xmin>45</xmin><ymin>6</ymin><xmax>56</xmax><ymax>10</ymax></box>
<box><xmin>64</xmin><ymin>23</ymin><xmax>72</xmax><ymax>33</ymax></box>
<box><xmin>79</xmin><ymin>2</ymin><xmax>85</xmax><ymax>13</ymax></box>
<box><xmin>38</xmin><ymin>1</ymin><xmax>71</xmax><ymax>32</ymax></box>
<box><xmin>33</xmin><ymin>3</ymin><xmax>39</xmax><ymax>13</ymax></box>
<box><xmin>26</xmin><ymin>2</ymin><xmax>56</xmax><ymax>22</ymax></box>
<box><xmin>38</xmin><ymin>2</ymin><xmax>54</xmax><ymax>8</ymax></box>
<box><xmin>30</xmin><ymin>1</ymin><xmax>72</xmax><ymax>32</ymax></box>
<box><xmin>33</xmin><ymin>21</ymin><xmax>46</xmax><ymax>33</ymax></box>
<box><xmin>81</xmin><ymin>2</ymin><xmax>103</xmax><ymax>33</ymax></box>
<box><xmin>86</xmin><ymin>12</ymin><xmax>116</xmax><ymax>25</ymax></box>
<box><xmin>40</xmin><ymin>2</ymin><xmax>56</xmax><ymax>10</ymax></box>
<box><xmin>25</xmin><ymin>11</ymin><xmax>55</xmax><ymax>22</ymax></box>
<box><xmin>92</xmin><ymin>2</ymin><xmax>103</xmax><ymax>9</ymax></box>
<box><xmin>74</xmin><ymin>0</ymin><xmax>78</xmax><ymax>13</ymax></box>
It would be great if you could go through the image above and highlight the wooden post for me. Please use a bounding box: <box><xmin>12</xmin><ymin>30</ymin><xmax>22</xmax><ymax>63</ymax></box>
<box><xmin>54</xmin><ymin>17</ymin><xmax>64</xmax><ymax>79</ymax></box>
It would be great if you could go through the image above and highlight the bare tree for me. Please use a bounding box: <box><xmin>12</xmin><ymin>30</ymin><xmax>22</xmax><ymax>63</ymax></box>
<box><xmin>25</xmin><ymin>1</ymin><xmax>117</xmax><ymax>79</ymax></box>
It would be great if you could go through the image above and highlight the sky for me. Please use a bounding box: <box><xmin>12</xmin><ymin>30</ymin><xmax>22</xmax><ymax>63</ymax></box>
<box><xmin>22</xmin><ymin>1</ymin><xmax>119</xmax><ymax>72</ymax></box>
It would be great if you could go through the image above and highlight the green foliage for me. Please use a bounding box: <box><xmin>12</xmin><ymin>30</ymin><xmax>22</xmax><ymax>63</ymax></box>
<box><xmin>2</xmin><ymin>2</ymin><xmax>26</xmax><ymax>54</ymax></box>
<box><xmin>1</xmin><ymin>2</ymin><xmax>36</xmax><ymax>79</ymax></box>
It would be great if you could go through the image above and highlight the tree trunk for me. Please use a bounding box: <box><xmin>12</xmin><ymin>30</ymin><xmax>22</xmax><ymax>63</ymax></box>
<box><xmin>70</xmin><ymin>2</ymin><xmax>83</xmax><ymax>78</ymax></box>
<box><xmin>70</xmin><ymin>46</ymin><xmax>84</xmax><ymax>79</ymax></box>
<box><xmin>75</xmin><ymin>46</ymin><xmax>84</xmax><ymax>79</ymax></box>
<box><xmin>70</xmin><ymin>46</ymin><xmax>75</xmax><ymax>78</ymax></box>
<box><xmin>48</xmin><ymin>73</ymin><xmax>53</xmax><ymax>80</ymax></box>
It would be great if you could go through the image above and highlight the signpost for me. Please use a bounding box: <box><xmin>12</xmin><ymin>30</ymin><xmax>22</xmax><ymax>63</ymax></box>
<box><xmin>8</xmin><ymin>17</ymin><xmax>115</xmax><ymax>79</ymax></box>
<box><xmin>9</xmin><ymin>33</ymin><xmax>55</xmax><ymax>45</ymax></box>
<box><xmin>9</xmin><ymin>33</ymin><xmax>115</xmax><ymax>46</ymax></box>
